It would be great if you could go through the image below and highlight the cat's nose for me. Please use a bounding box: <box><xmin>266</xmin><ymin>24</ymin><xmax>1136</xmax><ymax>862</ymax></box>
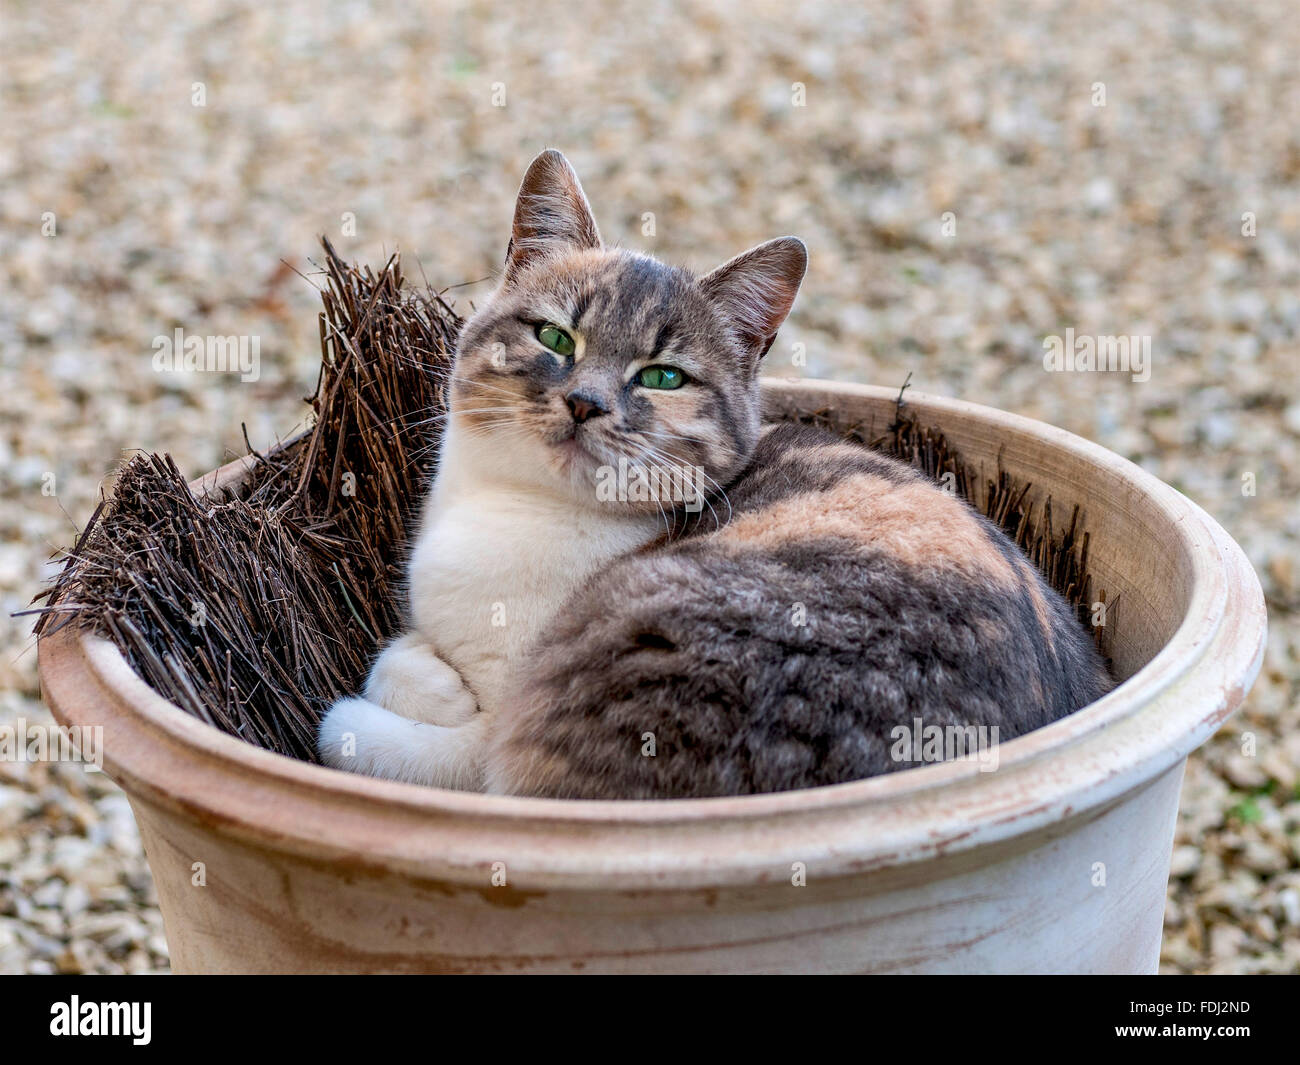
<box><xmin>565</xmin><ymin>390</ymin><xmax>609</xmax><ymax>424</ymax></box>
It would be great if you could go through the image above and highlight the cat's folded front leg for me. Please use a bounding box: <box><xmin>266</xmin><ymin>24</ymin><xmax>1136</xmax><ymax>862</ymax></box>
<box><xmin>361</xmin><ymin>633</ymin><xmax>478</xmax><ymax>727</ymax></box>
<box><xmin>316</xmin><ymin>634</ymin><xmax>489</xmax><ymax>790</ymax></box>
<box><xmin>318</xmin><ymin>698</ymin><xmax>489</xmax><ymax>791</ymax></box>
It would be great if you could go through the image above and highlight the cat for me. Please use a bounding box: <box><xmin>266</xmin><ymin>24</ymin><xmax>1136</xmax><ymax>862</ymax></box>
<box><xmin>317</xmin><ymin>149</ymin><xmax>1113</xmax><ymax>799</ymax></box>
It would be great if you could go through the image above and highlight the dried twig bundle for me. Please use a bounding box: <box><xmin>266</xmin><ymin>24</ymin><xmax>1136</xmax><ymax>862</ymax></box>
<box><xmin>35</xmin><ymin>239</ymin><xmax>460</xmax><ymax>761</ymax></box>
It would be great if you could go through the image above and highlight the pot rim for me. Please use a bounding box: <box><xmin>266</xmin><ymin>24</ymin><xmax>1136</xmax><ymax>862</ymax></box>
<box><xmin>37</xmin><ymin>380</ymin><xmax>1267</xmax><ymax>889</ymax></box>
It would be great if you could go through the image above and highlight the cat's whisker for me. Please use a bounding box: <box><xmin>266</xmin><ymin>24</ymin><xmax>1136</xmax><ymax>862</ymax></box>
<box><xmin>621</xmin><ymin>439</ymin><xmax>723</xmax><ymax>534</ymax></box>
<box><xmin>366</xmin><ymin>394</ymin><xmax>522</xmax><ymax>433</ymax></box>
<box><xmin>628</xmin><ymin>438</ymin><xmax>730</xmax><ymax>532</ymax></box>
<box><xmin>408</xmin><ymin>407</ymin><xmax>517</xmax><ymax>426</ymax></box>
<box><xmin>449</xmin><ymin>375</ymin><xmax>530</xmax><ymax>403</ymax></box>
<box><xmin>642</xmin><ymin>431</ymin><xmax>737</xmax><ymax>521</ymax></box>
<box><xmin>407</xmin><ymin>407</ymin><xmax>521</xmax><ymax>429</ymax></box>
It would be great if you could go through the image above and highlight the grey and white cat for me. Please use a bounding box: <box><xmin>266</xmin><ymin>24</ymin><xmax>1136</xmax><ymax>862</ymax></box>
<box><xmin>317</xmin><ymin>150</ymin><xmax>1112</xmax><ymax>798</ymax></box>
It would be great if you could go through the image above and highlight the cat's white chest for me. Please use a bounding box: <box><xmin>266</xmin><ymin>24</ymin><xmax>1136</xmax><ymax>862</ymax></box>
<box><xmin>406</xmin><ymin>478</ymin><xmax>657</xmax><ymax>712</ymax></box>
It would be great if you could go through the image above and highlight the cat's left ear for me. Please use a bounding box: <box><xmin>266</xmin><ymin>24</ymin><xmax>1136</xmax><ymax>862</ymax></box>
<box><xmin>504</xmin><ymin>150</ymin><xmax>602</xmax><ymax>285</ymax></box>
<box><xmin>700</xmin><ymin>237</ymin><xmax>807</xmax><ymax>364</ymax></box>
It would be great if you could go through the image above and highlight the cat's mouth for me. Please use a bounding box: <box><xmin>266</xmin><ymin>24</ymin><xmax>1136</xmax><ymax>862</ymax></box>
<box><xmin>553</xmin><ymin>435</ymin><xmax>588</xmax><ymax>461</ymax></box>
<box><xmin>546</xmin><ymin>426</ymin><xmax>605</xmax><ymax>470</ymax></box>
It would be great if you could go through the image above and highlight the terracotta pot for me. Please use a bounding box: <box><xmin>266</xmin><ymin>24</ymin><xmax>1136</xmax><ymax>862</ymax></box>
<box><xmin>37</xmin><ymin>379</ymin><xmax>1267</xmax><ymax>973</ymax></box>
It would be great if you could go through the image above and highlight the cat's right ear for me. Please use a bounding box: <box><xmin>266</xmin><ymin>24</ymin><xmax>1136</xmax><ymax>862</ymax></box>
<box><xmin>700</xmin><ymin>236</ymin><xmax>808</xmax><ymax>364</ymax></box>
<box><xmin>503</xmin><ymin>150</ymin><xmax>602</xmax><ymax>285</ymax></box>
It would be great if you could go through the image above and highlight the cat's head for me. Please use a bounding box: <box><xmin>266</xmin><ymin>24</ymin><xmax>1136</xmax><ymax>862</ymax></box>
<box><xmin>448</xmin><ymin>150</ymin><xmax>806</xmax><ymax>513</ymax></box>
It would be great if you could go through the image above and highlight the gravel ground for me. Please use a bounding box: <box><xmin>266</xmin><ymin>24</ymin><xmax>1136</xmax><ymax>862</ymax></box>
<box><xmin>1</xmin><ymin>0</ymin><xmax>1297</xmax><ymax>974</ymax></box>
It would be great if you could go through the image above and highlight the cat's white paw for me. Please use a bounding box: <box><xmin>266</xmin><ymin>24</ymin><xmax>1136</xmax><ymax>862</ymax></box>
<box><xmin>363</xmin><ymin>634</ymin><xmax>478</xmax><ymax>726</ymax></box>
<box><xmin>318</xmin><ymin>696</ymin><xmax>385</xmax><ymax>773</ymax></box>
<box><xmin>317</xmin><ymin>696</ymin><xmax>488</xmax><ymax>790</ymax></box>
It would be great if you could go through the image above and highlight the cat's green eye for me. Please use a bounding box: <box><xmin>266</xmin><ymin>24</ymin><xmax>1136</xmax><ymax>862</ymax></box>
<box><xmin>636</xmin><ymin>365</ymin><xmax>686</xmax><ymax>390</ymax></box>
<box><xmin>536</xmin><ymin>323</ymin><xmax>575</xmax><ymax>358</ymax></box>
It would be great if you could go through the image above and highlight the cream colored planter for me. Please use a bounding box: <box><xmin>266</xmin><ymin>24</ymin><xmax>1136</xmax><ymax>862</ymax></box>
<box><xmin>37</xmin><ymin>379</ymin><xmax>1267</xmax><ymax>974</ymax></box>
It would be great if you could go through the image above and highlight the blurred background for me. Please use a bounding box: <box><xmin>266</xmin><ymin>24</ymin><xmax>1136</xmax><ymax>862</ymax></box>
<box><xmin>1</xmin><ymin>0</ymin><xmax>1297</xmax><ymax>973</ymax></box>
